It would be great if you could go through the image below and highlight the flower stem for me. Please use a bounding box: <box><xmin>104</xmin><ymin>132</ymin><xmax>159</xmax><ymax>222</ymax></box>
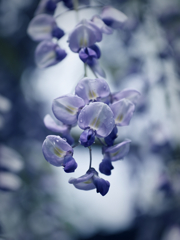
<box><xmin>84</xmin><ymin>63</ymin><xmax>87</xmax><ymax>77</ymax></box>
<box><xmin>88</xmin><ymin>146</ymin><xmax>92</xmax><ymax>169</ymax></box>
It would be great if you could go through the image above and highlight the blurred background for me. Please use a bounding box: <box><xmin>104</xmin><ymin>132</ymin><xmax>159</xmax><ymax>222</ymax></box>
<box><xmin>0</xmin><ymin>0</ymin><xmax>180</xmax><ymax>239</ymax></box>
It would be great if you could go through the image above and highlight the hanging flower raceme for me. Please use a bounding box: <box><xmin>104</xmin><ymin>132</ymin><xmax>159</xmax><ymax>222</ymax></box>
<box><xmin>69</xmin><ymin>168</ymin><xmax>110</xmax><ymax>196</ymax></box>
<box><xmin>68</xmin><ymin>19</ymin><xmax>102</xmax><ymax>52</ymax></box>
<box><xmin>26</xmin><ymin>2</ymin><xmax>140</xmax><ymax>196</ymax></box>
<box><xmin>42</xmin><ymin>135</ymin><xmax>77</xmax><ymax>172</ymax></box>
<box><xmin>27</xmin><ymin>14</ymin><xmax>65</xmax><ymax>41</ymax></box>
<box><xmin>99</xmin><ymin>139</ymin><xmax>131</xmax><ymax>175</ymax></box>
<box><xmin>35</xmin><ymin>40</ymin><xmax>67</xmax><ymax>68</ymax></box>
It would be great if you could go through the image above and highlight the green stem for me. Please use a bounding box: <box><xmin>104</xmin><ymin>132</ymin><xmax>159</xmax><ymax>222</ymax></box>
<box><xmin>84</xmin><ymin>63</ymin><xmax>87</xmax><ymax>77</ymax></box>
<box><xmin>88</xmin><ymin>146</ymin><xmax>92</xmax><ymax>169</ymax></box>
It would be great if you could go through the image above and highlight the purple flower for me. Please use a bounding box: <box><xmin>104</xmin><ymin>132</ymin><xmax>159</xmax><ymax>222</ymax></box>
<box><xmin>42</xmin><ymin>135</ymin><xmax>77</xmax><ymax>172</ymax></box>
<box><xmin>104</xmin><ymin>139</ymin><xmax>131</xmax><ymax>162</ymax></box>
<box><xmin>78</xmin><ymin>102</ymin><xmax>115</xmax><ymax>138</ymax></box>
<box><xmin>91</xmin><ymin>15</ymin><xmax>113</xmax><ymax>34</ymax></box>
<box><xmin>68</xmin><ymin>19</ymin><xmax>102</xmax><ymax>52</ymax></box>
<box><xmin>69</xmin><ymin>168</ymin><xmax>110</xmax><ymax>196</ymax></box>
<box><xmin>27</xmin><ymin>14</ymin><xmax>64</xmax><ymax>41</ymax></box>
<box><xmin>112</xmin><ymin>89</ymin><xmax>141</xmax><ymax>105</ymax></box>
<box><xmin>62</xmin><ymin>0</ymin><xmax>73</xmax><ymax>9</ymax></box>
<box><xmin>75</xmin><ymin>77</ymin><xmax>110</xmax><ymax>104</ymax></box>
<box><xmin>101</xmin><ymin>6</ymin><xmax>128</xmax><ymax>29</ymax></box>
<box><xmin>35</xmin><ymin>0</ymin><xmax>58</xmax><ymax>16</ymax></box>
<box><xmin>35</xmin><ymin>40</ymin><xmax>67</xmax><ymax>68</ymax></box>
<box><xmin>99</xmin><ymin>159</ymin><xmax>114</xmax><ymax>176</ymax></box>
<box><xmin>79</xmin><ymin>44</ymin><xmax>101</xmax><ymax>66</ymax></box>
<box><xmin>79</xmin><ymin>128</ymin><xmax>95</xmax><ymax>147</ymax></box>
<box><xmin>44</xmin><ymin>114</ymin><xmax>74</xmax><ymax>145</ymax></box>
<box><xmin>52</xmin><ymin>94</ymin><xmax>85</xmax><ymax>126</ymax></box>
<box><xmin>99</xmin><ymin>140</ymin><xmax>131</xmax><ymax>175</ymax></box>
<box><xmin>110</xmin><ymin>98</ymin><xmax>135</xmax><ymax>126</ymax></box>
<box><xmin>78</xmin><ymin>102</ymin><xmax>115</xmax><ymax>147</ymax></box>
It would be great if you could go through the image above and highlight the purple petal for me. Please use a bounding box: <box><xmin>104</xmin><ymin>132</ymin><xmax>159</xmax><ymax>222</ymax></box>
<box><xmin>27</xmin><ymin>14</ymin><xmax>56</xmax><ymax>41</ymax></box>
<box><xmin>35</xmin><ymin>0</ymin><xmax>57</xmax><ymax>15</ymax></box>
<box><xmin>35</xmin><ymin>40</ymin><xmax>67</xmax><ymax>68</ymax></box>
<box><xmin>79</xmin><ymin>128</ymin><xmax>95</xmax><ymax>147</ymax></box>
<box><xmin>52</xmin><ymin>94</ymin><xmax>85</xmax><ymax>126</ymax></box>
<box><xmin>101</xmin><ymin>6</ymin><xmax>128</xmax><ymax>29</ymax></box>
<box><xmin>78</xmin><ymin>102</ymin><xmax>115</xmax><ymax>138</ymax></box>
<box><xmin>68</xmin><ymin>19</ymin><xmax>102</xmax><ymax>52</ymax></box>
<box><xmin>44</xmin><ymin>114</ymin><xmax>68</xmax><ymax>133</ymax></box>
<box><xmin>69</xmin><ymin>171</ymin><xmax>96</xmax><ymax>190</ymax></box>
<box><xmin>105</xmin><ymin>139</ymin><xmax>131</xmax><ymax>161</ymax></box>
<box><xmin>112</xmin><ymin>89</ymin><xmax>141</xmax><ymax>105</ymax></box>
<box><xmin>42</xmin><ymin>135</ymin><xmax>73</xmax><ymax>166</ymax></box>
<box><xmin>99</xmin><ymin>159</ymin><xmax>114</xmax><ymax>176</ymax></box>
<box><xmin>63</xmin><ymin>156</ymin><xmax>77</xmax><ymax>173</ymax></box>
<box><xmin>91</xmin><ymin>15</ymin><xmax>113</xmax><ymax>35</ymax></box>
<box><xmin>75</xmin><ymin>77</ymin><xmax>110</xmax><ymax>104</ymax></box>
<box><xmin>104</xmin><ymin>126</ymin><xmax>118</xmax><ymax>146</ymax></box>
<box><xmin>110</xmin><ymin>99</ymin><xmax>135</xmax><ymax>126</ymax></box>
<box><xmin>93</xmin><ymin>175</ymin><xmax>110</xmax><ymax>196</ymax></box>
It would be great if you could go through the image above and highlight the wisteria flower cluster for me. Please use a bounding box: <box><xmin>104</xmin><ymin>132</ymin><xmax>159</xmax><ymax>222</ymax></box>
<box><xmin>27</xmin><ymin>0</ymin><xmax>140</xmax><ymax>196</ymax></box>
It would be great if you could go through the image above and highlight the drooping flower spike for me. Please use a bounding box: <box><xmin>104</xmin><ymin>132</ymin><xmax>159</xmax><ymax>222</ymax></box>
<box><xmin>44</xmin><ymin>114</ymin><xmax>74</xmax><ymax>145</ymax></box>
<box><xmin>52</xmin><ymin>94</ymin><xmax>85</xmax><ymax>126</ymax></box>
<box><xmin>35</xmin><ymin>40</ymin><xmax>67</xmax><ymax>68</ymax></box>
<box><xmin>78</xmin><ymin>102</ymin><xmax>115</xmax><ymax>147</ymax></box>
<box><xmin>75</xmin><ymin>77</ymin><xmax>110</xmax><ymax>104</ymax></box>
<box><xmin>26</xmin><ymin>2</ymin><xmax>139</xmax><ymax>196</ymax></box>
<box><xmin>27</xmin><ymin>14</ymin><xmax>64</xmax><ymax>41</ymax></box>
<box><xmin>69</xmin><ymin>168</ymin><xmax>110</xmax><ymax>196</ymax></box>
<box><xmin>42</xmin><ymin>135</ymin><xmax>77</xmax><ymax>172</ymax></box>
<box><xmin>101</xmin><ymin>6</ymin><xmax>128</xmax><ymax>29</ymax></box>
<box><xmin>99</xmin><ymin>139</ymin><xmax>131</xmax><ymax>175</ymax></box>
<box><xmin>68</xmin><ymin>19</ymin><xmax>102</xmax><ymax>52</ymax></box>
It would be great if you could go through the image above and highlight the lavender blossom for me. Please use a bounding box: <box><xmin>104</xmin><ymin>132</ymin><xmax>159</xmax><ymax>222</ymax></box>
<box><xmin>75</xmin><ymin>77</ymin><xmax>110</xmax><ymax>104</ymax></box>
<box><xmin>68</xmin><ymin>19</ymin><xmax>102</xmax><ymax>52</ymax></box>
<box><xmin>112</xmin><ymin>89</ymin><xmax>141</xmax><ymax>105</ymax></box>
<box><xmin>42</xmin><ymin>135</ymin><xmax>77</xmax><ymax>172</ymax></box>
<box><xmin>101</xmin><ymin>6</ymin><xmax>128</xmax><ymax>29</ymax></box>
<box><xmin>91</xmin><ymin>15</ymin><xmax>113</xmax><ymax>35</ymax></box>
<box><xmin>27</xmin><ymin>14</ymin><xmax>64</xmax><ymax>41</ymax></box>
<box><xmin>110</xmin><ymin>98</ymin><xmax>135</xmax><ymax>126</ymax></box>
<box><xmin>69</xmin><ymin>168</ymin><xmax>110</xmax><ymax>196</ymax></box>
<box><xmin>52</xmin><ymin>94</ymin><xmax>85</xmax><ymax>126</ymax></box>
<box><xmin>35</xmin><ymin>0</ymin><xmax>59</xmax><ymax>15</ymax></box>
<box><xmin>99</xmin><ymin>140</ymin><xmax>131</xmax><ymax>175</ymax></box>
<box><xmin>35</xmin><ymin>40</ymin><xmax>67</xmax><ymax>68</ymax></box>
